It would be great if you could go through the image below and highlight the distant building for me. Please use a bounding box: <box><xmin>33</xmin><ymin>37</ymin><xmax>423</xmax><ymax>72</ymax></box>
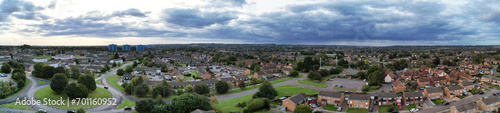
<box><xmin>122</xmin><ymin>44</ymin><xmax>131</xmax><ymax>51</ymax></box>
<box><xmin>108</xmin><ymin>44</ymin><xmax>117</xmax><ymax>52</ymax></box>
<box><xmin>136</xmin><ymin>44</ymin><xmax>145</xmax><ymax>51</ymax></box>
<box><xmin>147</xmin><ymin>45</ymin><xmax>152</xmax><ymax>48</ymax></box>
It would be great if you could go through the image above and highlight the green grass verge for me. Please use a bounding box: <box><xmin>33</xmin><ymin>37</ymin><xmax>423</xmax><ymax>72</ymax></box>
<box><xmin>269</xmin><ymin>77</ymin><xmax>293</xmax><ymax>84</ymax></box>
<box><xmin>95</xmin><ymin>79</ymin><xmax>101</xmax><ymax>84</ymax></box>
<box><xmin>218</xmin><ymin>77</ymin><xmax>295</xmax><ymax>96</ymax></box>
<box><xmin>184</xmin><ymin>76</ymin><xmax>193</xmax><ymax>81</ymax></box>
<box><xmin>347</xmin><ymin>108</ymin><xmax>368</xmax><ymax>113</ymax></box>
<box><xmin>277</xmin><ymin>85</ymin><xmax>297</xmax><ymax>88</ymax></box>
<box><xmin>302</xmin><ymin>78</ymin><xmax>328</xmax><ymax>88</ymax></box>
<box><xmin>0</xmin><ymin>102</ymin><xmax>33</xmax><ymax>109</ymax></box>
<box><xmin>333</xmin><ymin>87</ymin><xmax>358</xmax><ymax>91</ymax></box>
<box><xmin>37</xmin><ymin>79</ymin><xmax>47</xmax><ymax>85</ymax></box>
<box><xmin>323</xmin><ymin>105</ymin><xmax>338</xmax><ymax>111</ymax></box>
<box><xmin>117</xmin><ymin>99</ymin><xmax>135</xmax><ymax>109</ymax></box>
<box><xmin>432</xmin><ymin>99</ymin><xmax>446</xmax><ymax>105</ymax></box>
<box><xmin>213</xmin><ymin>95</ymin><xmax>252</xmax><ymax>112</ymax></box>
<box><xmin>297</xmin><ymin>80</ymin><xmax>304</xmax><ymax>85</ymax></box>
<box><xmin>106</xmin><ymin>74</ymin><xmax>124</xmax><ymax>92</ymax></box>
<box><xmin>275</xmin><ymin>85</ymin><xmax>319</xmax><ymax>97</ymax></box>
<box><xmin>35</xmin><ymin>87</ymin><xmax>112</xmax><ymax>109</ymax></box>
<box><xmin>406</xmin><ymin>105</ymin><xmax>416</xmax><ymax>110</ymax></box>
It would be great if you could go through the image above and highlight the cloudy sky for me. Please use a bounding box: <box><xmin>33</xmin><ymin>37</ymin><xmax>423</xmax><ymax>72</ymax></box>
<box><xmin>0</xmin><ymin>0</ymin><xmax>499</xmax><ymax>46</ymax></box>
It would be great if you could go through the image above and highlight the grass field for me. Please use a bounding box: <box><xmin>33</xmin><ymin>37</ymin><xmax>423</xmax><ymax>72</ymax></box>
<box><xmin>333</xmin><ymin>87</ymin><xmax>358</xmax><ymax>91</ymax></box>
<box><xmin>302</xmin><ymin>78</ymin><xmax>328</xmax><ymax>88</ymax></box>
<box><xmin>275</xmin><ymin>85</ymin><xmax>319</xmax><ymax>97</ymax></box>
<box><xmin>347</xmin><ymin>108</ymin><xmax>368</xmax><ymax>113</ymax></box>
<box><xmin>95</xmin><ymin>79</ymin><xmax>101</xmax><ymax>84</ymax></box>
<box><xmin>406</xmin><ymin>105</ymin><xmax>416</xmax><ymax>110</ymax></box>
<box><xmin>297</xmin><ymin>80</ymin><xmax>304</xmax><ymax>85</ymax></box>
<box><xmin>37</xmin><ymin>79</ymin><xmax>47</xmax><ymax>85</ymax></box>
<box><xmin>269</xmin><ymin>77</ymin><xmax>293</xmax><ymax>84</ymax></box>
<box><xmin>219</xmin><ymin>77</ymin><xmax>295</xmax><ymax>96</ymax></box>
<box><xmin>117</xmin><ymin>99</ymin><xmax>135</xmax><ymax>109</ymax></box>
<box><xmin>184</xmin><ymin>76</ymin><xmax>193</xmax><ymax>81</ymax></box>
<box><xmin>0</xmin><ymin>102</ymin><xmax>33</xmax><ymax>109</ymax></box>
<box><xmin>277</xmin><ymin>85</ymin><xmax>297</xmax><ymax>88</ymax></box>
<box><xmin>213</xmin><ymin>95</ymin><xmax>252</xmax><ymax>112</ymax></box>
<box><xmin>323</xmin><ymin>105</ymin><xmax>338</xmax><ymax>111</ymax></box>
<box><xmin>191</xmin><ymin>71</ymin><xmax>199</xmax><ymax>78</ymax></box>
<box><xmin>35</xmin><ymin>87</ymin><xmax>112</xmax><ymax>109</ymax></box>
<box><xmin>106</xmin><ymin>74</ymin><xmax>124</xmax><ymax>92</ymax></box>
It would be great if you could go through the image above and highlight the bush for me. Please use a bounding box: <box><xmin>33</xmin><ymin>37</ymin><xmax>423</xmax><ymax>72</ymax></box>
<box><xmin>236</xmin><ymin>102</ymin><xmax>246</xmax><ymax>107</ymax></box>
<box><xmin>215</xmin><ymin>81</ymin><xmax>230</xmax><ymax>94</ymax></box>
<box><xmin>290</xmin><ymin>71</ymin><xmax>299</xmax><ymax>77</ymax></box>
<box><xmin>307</xmin><ymin>72</ymin><xmax>322</xmax><ymax>81</ymax></box>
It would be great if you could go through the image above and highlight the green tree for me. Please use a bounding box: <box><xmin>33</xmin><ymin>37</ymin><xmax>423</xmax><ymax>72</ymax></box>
<box><xmin>290</xmin><ymin>71</ymin><xmax>299</xmax><ymax>77</ymax></box>
<box><xmin>252</xmin><ymin>81</ymin><xmax>278</xmax><ymax>100</ymax></box>
<box><xmin>135</xmin><ymin>83</ymin><xmax>150</xmax><ymax>97</ymax></box>
<box><xmin>1</xmin><ymin>64</ymin><xmax>11</xmax><ymax>73</ymax></box>
<box><xmin>130</xmin><ymin>76</ymin><xmax>144</xmax><ymax>86</ymax></box>
<box><xmin>76</xmin><ymin>108</ymin><xmax>85</xmax><ymax>113</ymax></box>
<box><xmin>17</xmin><ymin>79</ymin><xmax>25</xmax><ymax>88</ymax></box>
<box><xmin>151</xmin><ymin>104</ymin><xmax>171</xmax><ymax>113</ymax></box>
<box><xmin>294</xmin><ymin>105</ymin><xmax>313</xmax><ymax>113</ymax></box>
<box><xmin>253</xmin><ymin>65</ymin><xmax>261</xmax><ymax>72</ymax></box>
<box><xmin>151</xmin><ymin>83</ymin><xmax>171</xmax><ymax>98</ymax></box>
<box><xmin>75</xmin><ymin>59</ymin><xmax>79</xmax><ymax>64</ymax></box>
<box><xmin>184</xmin><ymin>85</ymin><xmax>194</xmax><ymax>93</ymax></box>
<box><xmin>54</xmin><ymin>67</ymin><xmax>66</xmax><ymax>74</ymax></box>
<box><xmin>70</xmin><ymin>67</ymin><xmax>81</xmax><ymax>79</ymax></box>
<box><xmin>50</xmin><ymin>73</ymin><xmax>68</xmax><ymax>93</ymax></box>
<box><xmin>170</xmin><ymin>93</ymin><xmax>212</xmax><ymax>113</ymax></box>
<box><xmin>112</xmin><ymin>62</ymin><xmax>117</xmax><ymax>67</ymax></box>
<box><xmin>135</xmin><ymin>98</ymin><xmax>155</xmax><ymax>113</ymax></box>
<box><xmin>367</xmin><ymin>64</ymin><xmax>384</xmax><ymax>85</ymax></box>
<box><xmin>215</xmin><ymin>81</ymin><xmax>229</xmax><ymax>94</ymax></box>
<box><xmin>33</xmin><ymin>62</ymin><xmax>44</xmax><ymax>77</ymax></box>
<box><xmin>318</xmin><ymin>69</ymin><xmax>330</xmax><ymax>77</ymax></box>
<box><xmin>78</xmin><ymin>75</ymin><xmax>97</xmax><ymax>91</ymax></box>
<box><xmin>237</xmin><ymin>61</ymin><xmax>246</xmax><ymax>68</ymax></box>
<box><xmin>245</xmin><ymin>98</ymin><xmax>265</xmax><ymax>112</ymax></box>
<box><xmin>238</xmin><ymin>81</ymin><xmax>246</xmax><ymax>90</ymax></box>
<box><xmin>125</xmin><ymin>65</ymin><xmax>134</xmax><ymax>74</ymax></box>
<box><xmin>41</xmin><ymin>65</ymin><xmax>55</xmax><ymax>78</ymax></box>
<box><xmin>194</xmin><ymin>84</ymin><xmax>210</xmax><ymax>95</ymax></box>
<box><xmin>307</xmin><ymin>72</ymin><xmax>322</xmax><ymax>81</ymax></box>
<box><xmin>177</xmin><ymin>89</ymin><xmax>184</xmax><ymax>95</ymax></box>
<box><xmin>114</xmin><ymin>53</ymin><xmax>120</xmax><ymax>59</ymax></box>
<box><xmin>116</xmin><ymin>69</ymin><xmax>125</xmax><ymax>76</ymax></box>
<box><xmin>124</xmin><ymin>84</ymin><xmax>133</xmax><ymax>95</ymax></box>
<box><xmin>65</xmin><ymin>83</ymin><xmax>89</xmax><ymax>99</ymax></box>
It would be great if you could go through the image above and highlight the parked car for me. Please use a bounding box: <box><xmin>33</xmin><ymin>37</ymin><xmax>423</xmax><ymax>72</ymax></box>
<box><xmin>316</xmin><ymin>102</ymin><xmax>321</xmax><ymax>107</ymax></box>
<box><xmin>410</xmin><ymin>108</ymin><xmax>419</xmax><ymax>112</ymax></box>
<box><xmin>398</xmin><ymin>106</ymin><xmax>402</xmax><ymax>110</ymax></box>
<box><xmin>443</xmin><ymin>102</ymin><xmax>450</xmax><ymax>105</ymax></box>
<box><xmin>309</xmin><ymin>103</ymin><xmax>317</xmax><ymax>108</ymax></box>
<box><xmin>369</xmin><ymin>107</ymin><xmax>373</xmax><ymax>112</ymax></box>
<box><xmin>104</xmin><ymin>86</ymin><xmax>108</xmax><ymax>89</ymax></box>
<box><xmin>337</xmin><ymin>107</ymin><xmax>342</xmax><ymax>112</ymax></box>
<box><xmin>490</xmin><ymin>86</ymin><xmax>493</xmax><ymax>89</ymax></box>
<box><xmin>67</xmin><ymin>110</ymin><xmax>76</xmax><ymax>113</ymax></box>
<box><xmin>373</xmin><ymin>100</ymin><xmax>378</xmax><ymax>105</ymax></box>
<box><xmin>479</xmin><ymin>91</ymin><xmax>484</xmax><ymax>95</ymax></box>
<box><xmin>124</xmin><ymin>107</ymin><xmax>132</xmax><ymax>110</ymax></box>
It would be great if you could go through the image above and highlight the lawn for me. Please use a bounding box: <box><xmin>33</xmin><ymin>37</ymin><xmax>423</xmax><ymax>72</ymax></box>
<box><xmin>302</xmin><ymin>78</ymin><xmax>328</xmax><ymax>88</ymax></box>
<box><xmin>297</xmin><ymin>80</ymin><xmax>304</xmax><ymax>85</ymax></box>
<box><xmin>379</xmin><ymin>105</ymin><xmax>398</xmax><ymax>113</ymax></box>
<box><xmin>184</xmin><ymin>76</ymin><xmax>193</xmax><ymax>81</ymax></box>
<box><xmin>0</xmin><ymin>102</ymin><xmax>33</xmax><ymax>109</ymax></box>
<box><xmin>275</xmin><ymin>85</ymin><xmax>319</xmax><ymax>97</ymax></box>
<box><xmin>106</xmin><ymin>74</ymin><xmax>124</xmax><ymax>92</ymax></box>
<box><xmin>117</xmin><ymin>99</ymin><xmax>135</xmax><ymax>109</ymax></box>
<box><xmin>95</xmin><ymin>79</ymin><xmax>101</xmax><ymax>84</ymax></box>
<box><xmin>333</xmin><ymin>87</ymin><xmax>358</xmax><ymax>92</ymax></box>
<box><xmin>407</xmin><ymin>105</ymin><xmax>417</xmax><ymax>110</ymax></box>
<box><xmin>269</xmin><ymin>77</ymin><xmax>294</xmax><ymax>84</ymax></box>
<box><xmin>35</xmin><ymin>87</ymin><xmax>112</xmax><ymax>109</ymax></box>
<box><xmin>191</xmin><ymin>71</ymin><xmax>199</xmax><ymax>78</ymax></box>
<box><xmin>432</xmin><ymin>99</ymin><xmax>446</xmax><ymax>105</ymax></box>
<box><xmin>213</xmin><ymin>95</ymin><xmax>252</xmax><ymax>112</ymax></box>
<box><xmin>323</xmin><ymin>105</ymin><xmax>338</xmax><ymax>111</ymax></box>
<box><xmin>37</xmin><ymin>79</ymin><xmax>47</xmax><ymax>85</ymax></box>
<box><xmin>165</xmin><ymin>95</ymin><xmax>178</xmax><ymax>100</ymax></box>
<box><xmin>347</xmin><ymin>108</ymin><xmax>368</xmax><ymax>113</ymax></box>
<box><xmin>277</xmin><ymin>85</ymin><xmax>297</xmax><ymax>88</ymax></box>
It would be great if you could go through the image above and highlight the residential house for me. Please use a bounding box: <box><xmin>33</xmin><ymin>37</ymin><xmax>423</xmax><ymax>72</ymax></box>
<box><xmin>318</xmin><ymin>91</ymin><xmax>344</xmax><ymax>107</ymax></box>
<box><xmin>450</xmin><ymin>102</ymin><xmax>479</xmax><ymax>113</ymax></box>
<box><xmin>430</xmin><ymin>76</ymin><xmax>447</xmax><ymax>87</ymax></box>
<box><xmin>233</xmin><ymin>75</ymin><xmax>251</xmax><ymax>84</ymax></box>
<box><xmin>476</xmin><ymin>97</ymin><xmax>500</xmax><ymax>112</ymax></box>
<box><xmin>392</xmin><ymin>80</ymin><xmax>406</xmax><ymax>92</ymax></box>
<box><xmin>424</xmin><ymin>88</ymin><xmax>444</xmax><ymax>100</ymax></box>
<box><xmin>170</xmin><ymin>82</ymin><xmax>189</xmax><ymax>89</ymax></box>
<box><xmin>417</xmin><ymin>78</ymin><xmax>431</xmax><ymax>88</ymax></box>
<box><xmin>459</xmin><ymin>81</ymin><xmax>475</xmax><ymax>91</ymax></box>
<box><xmin>348</xmin><ymin>94</ymin><xmax>370</xmax><ymax>109</ymax></box>
<box><xmin>219</xmin><ymin>77</ymin><xmax>236</xmax><ymax>85</ymax></box>
<box><xmin>282</xmin><ymin>93</ymin><xmax>307</xmax><ymax>111</ymax></box>
<box><xmin>444</xmin><ymin>86</ymin><xmax>464</xmax><ymax>97</ymax></box>
<box><xmin>403</xmin><ymin>92</ymin><xmax>424</xmax><ymax>105</ymax></box>
<box><xmin>377</xmin><ymin>92</ymin><xmax>398</xmax><ymax>106</ymax></box>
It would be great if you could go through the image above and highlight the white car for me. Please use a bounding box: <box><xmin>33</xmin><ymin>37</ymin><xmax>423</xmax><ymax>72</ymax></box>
<box><xmin>410</xmin><ymin>108</ymin><xmax>419</xmax><ymax>112</ymax></box>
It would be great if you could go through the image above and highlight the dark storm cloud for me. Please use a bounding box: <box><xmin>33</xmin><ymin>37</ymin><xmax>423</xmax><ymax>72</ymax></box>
<box><xmin>112</xmin><ymin>8</ymin><xmax>149</xmax><ymax>17</ymax></box>
<box><xmin>161</xmin><ymin>8</ymin><xmax>238</xmax><ymax>28</ymax></box>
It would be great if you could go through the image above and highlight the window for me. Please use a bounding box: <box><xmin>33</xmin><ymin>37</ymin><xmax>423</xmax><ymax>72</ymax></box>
<box><xmin>355</xmin><ymin>104</ymin><xmax>358</xmax><ymax>107</ymax></box>
<box><xmin>360</xmin><ymin>105</ymin><xmax>363</xmax><ymax>107</ymax></box>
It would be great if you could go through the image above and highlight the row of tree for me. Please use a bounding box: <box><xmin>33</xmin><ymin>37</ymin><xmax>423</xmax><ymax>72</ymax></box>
<box><xmin>50</xmin><ymin>71</ymin><xmax>96</xmax><ymax>99</ymax></box>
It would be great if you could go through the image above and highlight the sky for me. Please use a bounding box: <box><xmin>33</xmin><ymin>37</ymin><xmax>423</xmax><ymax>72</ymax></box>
<box><xmin>0</xmin><ymin>0</ymin><xmax>499</xmax><ymax>46</ymax></box>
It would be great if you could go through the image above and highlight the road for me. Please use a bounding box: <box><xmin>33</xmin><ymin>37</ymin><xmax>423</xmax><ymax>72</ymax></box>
<box><xmin>0</xmin><ymin>62</ymin><xmax>136</xmax><ymax>113</ymax></box>
<box><xmin>417</xmin><ymin>88</ymin><xmax>499</xmax><ymax>113</ymax></box>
